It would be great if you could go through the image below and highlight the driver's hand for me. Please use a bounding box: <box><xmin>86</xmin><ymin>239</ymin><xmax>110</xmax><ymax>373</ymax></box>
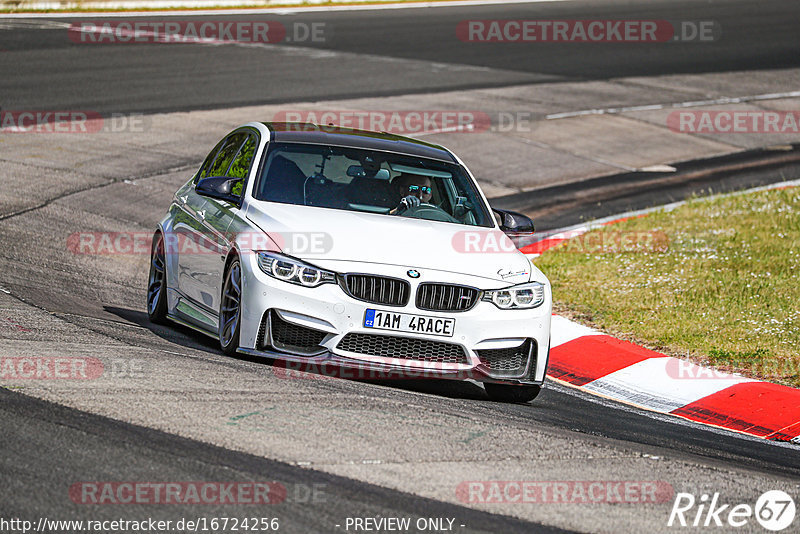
<box><xmin>399</xmin><ymin>195</ymin><xmax>421</xmax><ymax>210</ymax></box>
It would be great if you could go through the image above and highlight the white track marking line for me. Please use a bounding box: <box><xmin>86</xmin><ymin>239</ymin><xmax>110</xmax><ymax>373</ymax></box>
<box><xmin>546</xmin><ymin>90</ymin><xmax>800</xmax><ymax>120</ymax></box>
<box><xmin>0</xmin><ymin>19</ymin><xmax>70</xmax><ymax>28</ymax></box>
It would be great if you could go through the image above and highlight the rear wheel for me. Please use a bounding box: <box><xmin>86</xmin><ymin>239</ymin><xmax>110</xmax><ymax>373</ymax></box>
<box><xmin>147</xmin><ymin>232</ymin><xmax>168</xmax><ymax>324</ymax></box>
<box><xmin>484</xmin><ymin>383</ymin><xmax>541</xmax><ymax>403</ymax></box>
<box><xmin>219</xmin><ymin>258</ymin><xmax>242</xmax><ymax>356</ymax></box>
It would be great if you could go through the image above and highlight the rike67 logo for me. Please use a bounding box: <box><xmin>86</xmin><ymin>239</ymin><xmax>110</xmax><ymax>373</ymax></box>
<box><xmin>668</xmin><ymin>490</ymin><xmax>796</xmax><ymax>531</ymax></box>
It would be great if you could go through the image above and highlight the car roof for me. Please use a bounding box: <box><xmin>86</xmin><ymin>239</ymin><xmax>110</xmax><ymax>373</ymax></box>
<box><xmin>261</xmin><ymin>122</ymin><xmax>457</xmax><ymax>163</ymax></box>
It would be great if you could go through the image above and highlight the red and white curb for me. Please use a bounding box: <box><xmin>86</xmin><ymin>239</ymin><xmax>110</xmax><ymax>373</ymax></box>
<box><xmin>527</xmin><ymin>179</ymin><xmax>800</xmax><ymax>443</ymax></box>
<box><xmin>548</xmin><ymin>317</ymin><xmax>800</xmax><ymax>443</ymax></box>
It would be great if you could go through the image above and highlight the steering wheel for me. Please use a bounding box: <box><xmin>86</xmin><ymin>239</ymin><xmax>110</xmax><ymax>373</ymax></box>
<box><xmin>401</xmin><ymin>202</ymin><xmax>459</xmax><ymax>223</ymax></box>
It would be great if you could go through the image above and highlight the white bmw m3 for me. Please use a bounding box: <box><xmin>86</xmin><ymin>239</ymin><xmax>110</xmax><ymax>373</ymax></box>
<box><xmin>148</xmin><ymin>122</ymin><xmax>552</xmax><ymax>402</ymax></box>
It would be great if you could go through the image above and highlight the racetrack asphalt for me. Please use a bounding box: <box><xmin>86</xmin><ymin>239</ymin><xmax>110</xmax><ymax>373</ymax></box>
<box><xmin>0</xmin><ymin>0</ymin><xmax>798</xmax><ymax>114</ymax></box>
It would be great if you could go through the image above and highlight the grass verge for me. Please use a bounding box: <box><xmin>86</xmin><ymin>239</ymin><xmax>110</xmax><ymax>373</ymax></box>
<box><xmin>533</xmin><ymin>186</ymin><xmax>800</xmax><ymax>387</ymax></box>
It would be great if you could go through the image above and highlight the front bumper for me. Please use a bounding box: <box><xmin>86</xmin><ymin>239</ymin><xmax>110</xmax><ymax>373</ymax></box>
<box><xmin>238</xmin><ymin>254</ymin><xmax>551</xmax><ymax>385</ymax></box>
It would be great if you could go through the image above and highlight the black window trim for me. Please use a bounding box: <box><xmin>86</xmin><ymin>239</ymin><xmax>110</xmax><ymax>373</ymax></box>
<box><xmin>194</xmin><ymin>127</ymin><xmax>262</xmax><ymax>208</ymax></box>
<box><xmin>206</xmin><ymin>132</ymin><xmax>247</xmax><ymax>181</ymax></box>
<box><xmin>194</xmin><ymin>138</ymin><xmax>226</xmax><ymax>184</ymax></box>
<box><xmin>222</xmin><ymin>131</ymin><xmax>257</xmax><ymax>180</ymax></box>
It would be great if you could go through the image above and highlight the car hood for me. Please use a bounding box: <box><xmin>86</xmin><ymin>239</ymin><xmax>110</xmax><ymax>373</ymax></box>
<box><xmin>245</xmin><ymin>200</ymin><xmax>536</xmax><ymax>284</ymax></box>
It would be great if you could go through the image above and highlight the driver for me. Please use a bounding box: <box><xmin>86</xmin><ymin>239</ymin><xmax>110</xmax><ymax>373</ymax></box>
<box><xmin>390</xmin><ymin>174</ymin><xmax>433</xmax><ymax>214</ymax></box>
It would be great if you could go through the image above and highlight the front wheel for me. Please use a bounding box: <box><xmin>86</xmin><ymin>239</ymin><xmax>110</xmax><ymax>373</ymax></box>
<box><xmin>147</xmin><ymin>232</ymin><xmax>168</xmax><ymax>324</ymax></box>
<box><xmin>219</xmin><ymin>258</ymin><xmax>242</xmax><ymax>356</ymax></box>
<box><xmin>484</xmin><ymin>383</ymin><xmax>541</xmax><ymax>403</ymax></box>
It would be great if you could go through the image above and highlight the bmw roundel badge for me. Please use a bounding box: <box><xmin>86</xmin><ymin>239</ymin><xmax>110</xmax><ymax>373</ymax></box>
<box><xmin>407</xmin><ymin>269</ymin><xmax>421</xmax><ymax>279</ymax></box>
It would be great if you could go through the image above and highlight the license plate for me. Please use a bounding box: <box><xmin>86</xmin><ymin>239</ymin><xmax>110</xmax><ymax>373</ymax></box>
<box><xmin>364</xmin><ymin>309</ymin><xmax>455</xmax><ymax>337</ymax></box>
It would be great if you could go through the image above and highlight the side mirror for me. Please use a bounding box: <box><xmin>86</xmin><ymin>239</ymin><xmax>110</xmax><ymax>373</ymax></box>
<box><xmin>196</xmin><ymin>176</ymin><xmax>241</xmax><ymax>204</ymax></box>
<box><xmin>492</xmin><ymin>208</ymin><xmax>535</xmax><ymax>235</ymax></box>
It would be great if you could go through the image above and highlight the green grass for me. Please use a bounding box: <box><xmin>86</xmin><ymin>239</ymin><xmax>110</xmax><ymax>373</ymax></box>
<box><xmin>534</xmin><ymin>186</ymin><xmax>800</xmax><ymax>387</ymax></box>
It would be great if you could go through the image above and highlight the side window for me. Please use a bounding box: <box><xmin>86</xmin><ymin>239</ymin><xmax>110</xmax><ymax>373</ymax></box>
<box><xmin>227</xmin><ymin>134</ymin><xmax>257</xmax><ymax>197</ymax></box>
<box><xmin>195</xmin><ymin>139</ymin><xmax>225</xmax><ymax>183</ymax></box>
<box><xmin>206</xmin><ymin>133</ymin><xmax>246</xmax><ymax>178</ymax></box>
<box><xmin>228</xmin><ymin>135</ymin><xmax>257</xmax><ymax>179</ymax></box>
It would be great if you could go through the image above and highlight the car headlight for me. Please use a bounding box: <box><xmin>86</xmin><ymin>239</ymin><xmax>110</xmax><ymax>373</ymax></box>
<box><xmin>256</xmin><ymin>252</ymin><xmax>336</xmax><ymax>288</ymax></box>
<box><xmin>482</xmin><ymin>282</ymin><xmax>545</xmax><ymax>310</ymax></box>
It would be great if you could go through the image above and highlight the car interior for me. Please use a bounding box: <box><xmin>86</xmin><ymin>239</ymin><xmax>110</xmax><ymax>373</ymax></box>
<box><xmin>255</xmin><ymin>144</ymin><xmax>486</xmax><ymax>226</ymax></box>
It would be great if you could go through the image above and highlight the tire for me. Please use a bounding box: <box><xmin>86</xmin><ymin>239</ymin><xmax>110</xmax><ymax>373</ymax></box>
<box><xmin>484</xmin><ymin>383</ymin><xmax>541</xmax><ymax>403</ymax></box>
<box><xmin>146</xmin><ymin>232</ymin><xmax>169</xmax><ymax>325</ymax></box>
<box><xmin>219</xmin><ymin>257</ymin><xmax>242</xmax><ymax>356</ymax></box>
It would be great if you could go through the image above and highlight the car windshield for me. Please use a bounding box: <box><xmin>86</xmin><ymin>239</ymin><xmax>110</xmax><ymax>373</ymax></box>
<box><xmin>254</xmin><ymin>142</ymin><xmax>493</xmax><ymax>227</ymax></box>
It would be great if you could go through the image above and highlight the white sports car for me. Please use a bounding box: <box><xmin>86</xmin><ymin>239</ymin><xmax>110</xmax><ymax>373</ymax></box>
<box><xmin>148</xmin><ymin>123</ymin><xmax>552</xmax><ymax>402</ymax></box>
